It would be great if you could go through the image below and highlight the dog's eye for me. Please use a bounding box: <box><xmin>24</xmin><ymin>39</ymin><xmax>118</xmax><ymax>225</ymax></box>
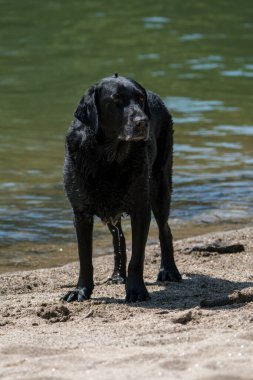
<box><xmin>112</xmin><ymin>94</ymin><xmax>121</xmax><ymax>103</ymax></box>
<box><xmin>139</xmin><ymin>96</ymin><xmax>145</xmax><ymax>104</ymax></box>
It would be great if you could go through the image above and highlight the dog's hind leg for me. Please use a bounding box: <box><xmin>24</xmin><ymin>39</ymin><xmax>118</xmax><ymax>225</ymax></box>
<box><xmin>107</xmin><ymin>220</ymin><xmax>127</xmax><ymax>284</ymax></box>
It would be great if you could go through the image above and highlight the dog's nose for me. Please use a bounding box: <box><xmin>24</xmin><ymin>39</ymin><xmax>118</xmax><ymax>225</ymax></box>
<box><xmin>133</xmin><ymin>116</ymin><xmax>148</xmax><ymax>128</ymax></box>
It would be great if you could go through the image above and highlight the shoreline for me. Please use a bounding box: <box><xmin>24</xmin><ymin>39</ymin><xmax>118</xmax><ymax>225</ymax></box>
<box><xmin>1</xmin><ymin>226</ymin><xmax>253</xmax><ymax>379</ymax></box>
<box><xmin>1</xmin><ymin>220</ymin><xmax>252</xmax><ymax>275</ymax></box>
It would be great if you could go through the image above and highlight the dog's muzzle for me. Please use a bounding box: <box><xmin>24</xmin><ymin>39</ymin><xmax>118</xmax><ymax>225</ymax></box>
<box><xmin>118</xmin><ymin>116</ymin><xmax>149</xmax><ymax>141</ymax></box>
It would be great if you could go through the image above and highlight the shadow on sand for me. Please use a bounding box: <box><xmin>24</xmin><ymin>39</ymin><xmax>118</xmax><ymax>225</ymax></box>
<box><xmin>92</xmin><ymin>273</ymin><xmax>253</xmax><ymax>311</ymax></box>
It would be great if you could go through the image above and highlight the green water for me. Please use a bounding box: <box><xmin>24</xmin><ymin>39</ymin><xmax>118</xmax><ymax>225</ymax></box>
<box><xmin>0</xmin><ymin>0</ymin><xmax>253</xmax><ymax>270</ymax></box>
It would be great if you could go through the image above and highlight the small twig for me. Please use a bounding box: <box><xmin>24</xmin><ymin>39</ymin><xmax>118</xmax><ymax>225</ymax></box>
<box><xmin>190</xmin><ymin>243</ymin><xmax>245</xmax><ymax>254</ymax></box>
<box><xmin>80</xmin><ymin>309</ymin><xmax>94</xmax><ymax>320</ymax></box>
<box><xmin>60</xmin><ymin>284</ymin><xmax>75</xmax><ymax>289</ymax></box>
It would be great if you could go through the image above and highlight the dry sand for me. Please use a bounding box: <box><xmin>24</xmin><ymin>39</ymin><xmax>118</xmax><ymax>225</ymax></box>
<box><xmin>1</xmin><ymin>226</ymin><xmax>253</xmax><ymax>380</ymax></box>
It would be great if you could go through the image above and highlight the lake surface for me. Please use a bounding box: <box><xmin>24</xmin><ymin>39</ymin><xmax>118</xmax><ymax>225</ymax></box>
<box><xmin>0</xmin><ymin>0</ymin><xmax>253</xmax><ymax>271</ymax></box>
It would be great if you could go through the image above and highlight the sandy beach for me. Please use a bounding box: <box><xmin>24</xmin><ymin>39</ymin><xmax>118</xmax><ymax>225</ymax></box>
<box><xmin>1</xmin><ymin>226</ymin><xmax>253</xmax><ymax>380</ymax></box>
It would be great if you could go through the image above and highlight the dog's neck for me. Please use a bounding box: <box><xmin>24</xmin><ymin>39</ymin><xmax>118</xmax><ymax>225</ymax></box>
<box><xmin>101</xmin><ymin>138</ymin><xmax>131</xmax><ymax>164</ymax></box>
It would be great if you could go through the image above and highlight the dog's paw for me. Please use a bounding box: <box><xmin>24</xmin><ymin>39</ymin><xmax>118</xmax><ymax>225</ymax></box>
<box><xmin>61</xmin><ymin>287</ymin><xmax>92</xmax><ymax>302</ymax></box>
<box><xmin>157</xmin><ymin>267</ymin><xmax>182</xmax><ymax>282</ymax></box>
<box><xmin>107</xmin><ymin>272</ymin><xmax>126</xmax><ymax>285</ymax></box>
<box><xmin>125</xmin><ymin>275</ymin><xmax>150</xmax><ymax>302</ymax></box>
<box><xmin>125</xmin><ymin>285</ymin><xmax>150</xmax><ymax>302</ymax></box>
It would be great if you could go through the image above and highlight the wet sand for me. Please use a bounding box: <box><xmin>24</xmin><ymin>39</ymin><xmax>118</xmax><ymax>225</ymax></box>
<box><xmin>1</xmin><ymin>226</ymin><xmax>253</xmax><ymax>379</ymax></box>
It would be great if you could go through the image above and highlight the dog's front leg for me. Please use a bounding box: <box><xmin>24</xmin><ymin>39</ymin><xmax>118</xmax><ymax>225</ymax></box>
<box><xmin>63</xmin><ymin>213</ymin><xmax>94</xmax><ymax>302</ymax></box>
<box><xmin>126</xmin><ymin>206</ymin><xmax>151</xmax><ymax>302</ymax></box>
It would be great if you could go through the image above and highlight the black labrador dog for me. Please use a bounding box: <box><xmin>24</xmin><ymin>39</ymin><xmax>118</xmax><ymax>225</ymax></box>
<box><xmin>63</xmin><ymin>74</ymin><xmax>181</xmax><ymax>303</ymax></box>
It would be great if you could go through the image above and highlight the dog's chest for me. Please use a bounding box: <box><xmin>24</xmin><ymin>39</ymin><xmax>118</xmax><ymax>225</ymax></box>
<box><xmin>85</xmin><ymin>164</ymin><xmax>133</xmax><ymax>221</ymax></box>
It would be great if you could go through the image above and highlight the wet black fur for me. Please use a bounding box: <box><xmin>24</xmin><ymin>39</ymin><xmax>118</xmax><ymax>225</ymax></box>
<box><xmin>63</xmin><ymin>75</ymin><xmax>181</xmax><ymax>303</ymax></box>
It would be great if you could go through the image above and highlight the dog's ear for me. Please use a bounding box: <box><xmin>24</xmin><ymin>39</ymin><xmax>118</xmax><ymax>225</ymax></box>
<box><xmin>74</xmin><ymin>86</ymin><xmax>99</xmax><ymax>132</ymax></box>
<box><xmin>143</xmin><ymin>89</ymin><xmax>151</xmax><ymax>120</ymax></box>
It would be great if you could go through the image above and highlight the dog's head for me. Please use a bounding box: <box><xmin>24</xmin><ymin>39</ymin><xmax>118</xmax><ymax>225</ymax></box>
<box><xmin>74</xmin><ymin>74</ymin><xmax>150</xmax><ymax>141</ymax></box>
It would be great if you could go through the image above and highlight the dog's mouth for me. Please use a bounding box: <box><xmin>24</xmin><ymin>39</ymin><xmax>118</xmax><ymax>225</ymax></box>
<box><xmin>118</xmin><ymin>124</ymin><xmax>149</xmax><ymax>142</ymax></box>
<box><xmin>118</xmin><ymin>135</ymin><xmax>147</xmax><ymax>142</ymax></box>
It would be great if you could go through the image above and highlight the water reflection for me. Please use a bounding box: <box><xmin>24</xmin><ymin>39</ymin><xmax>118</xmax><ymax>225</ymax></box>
<box><xmin>180</xmin><ymin>33</ymin><xmax>203</xmax><ymax>42</ymax></box>
<box><xmin>222</xmin><ymin>70</ymin><xmax>253</xmax><ymax>77</ymax></box>
<box><xmin>143</xmin><ymin>17</ymin><xmax>170</xmax><ymax>29</ymax></box>
<box><xmin>215</xmin><ymin>125</ymin><xmax>253</xmax><ymax>136</ymax></box>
